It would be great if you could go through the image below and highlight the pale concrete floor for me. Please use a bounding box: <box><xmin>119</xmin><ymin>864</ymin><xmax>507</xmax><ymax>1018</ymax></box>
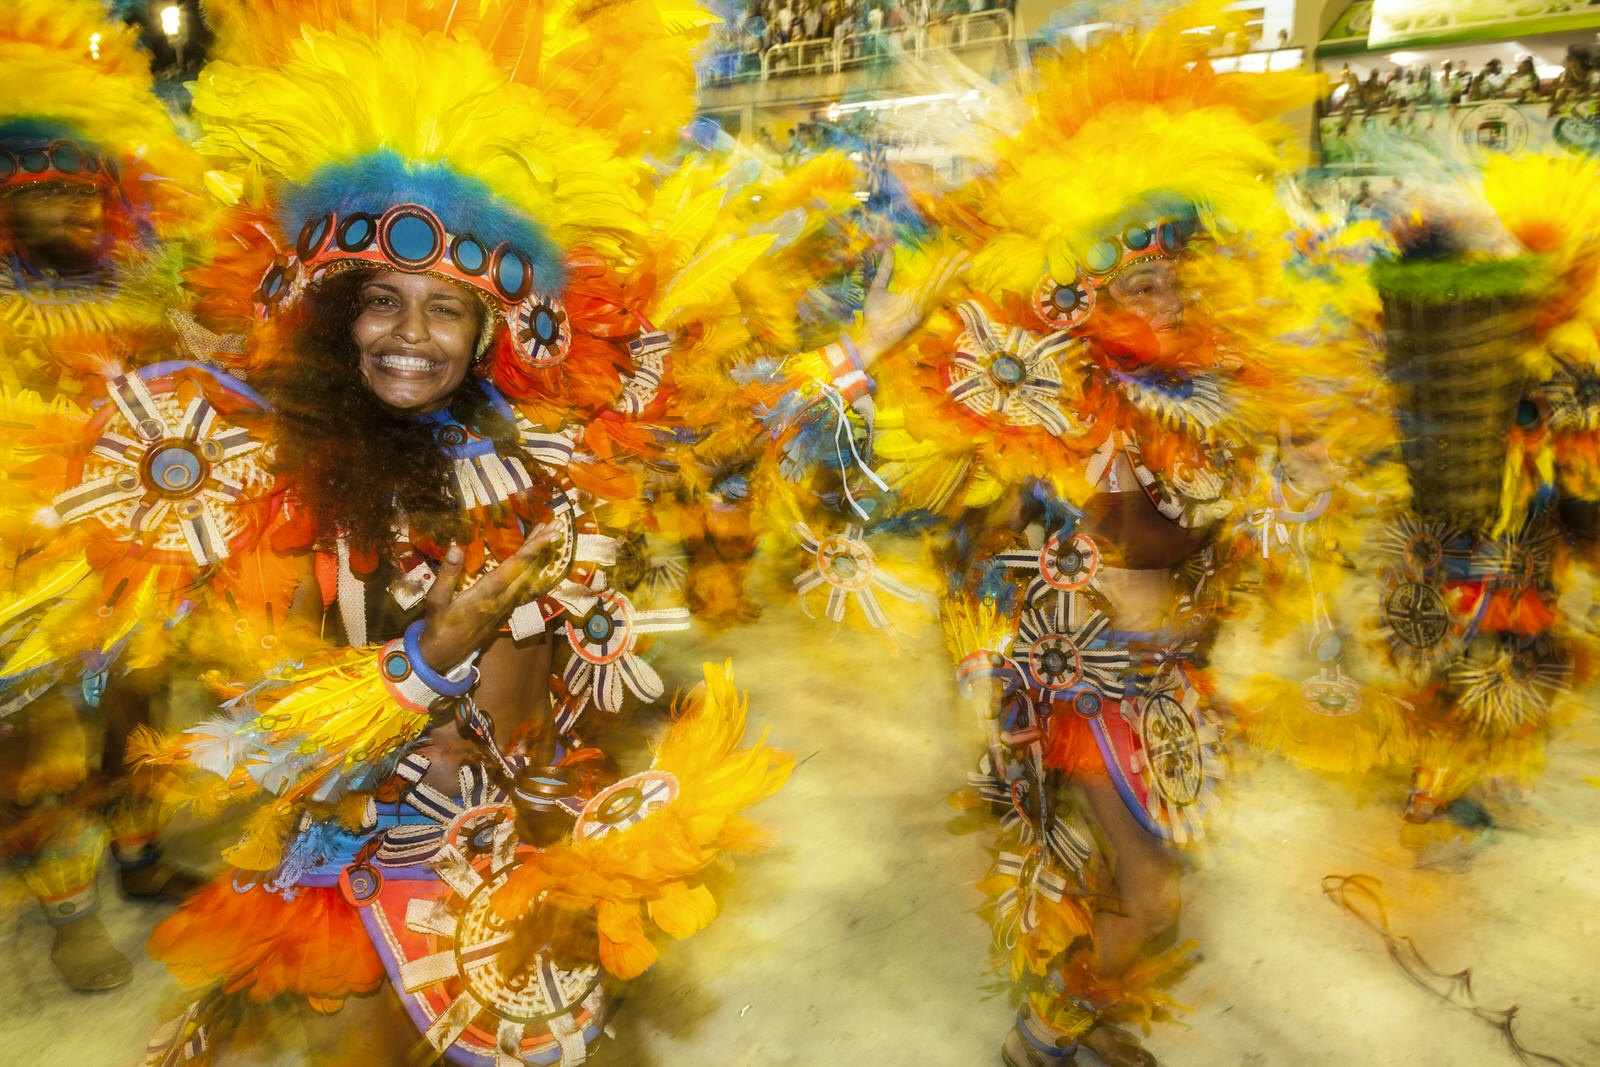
<box><xmin>2</xmin><ymin>567</ymin><xmax>1597</xmax><ymax>1067</ymax></box>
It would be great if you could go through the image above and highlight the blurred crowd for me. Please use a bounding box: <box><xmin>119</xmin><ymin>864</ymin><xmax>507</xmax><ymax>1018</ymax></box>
<box><xmin>706</xmin><ymin>0</ymin><xmax>1013</xmax><ymax>78</ymax></box>
<box><xmin>1329</xmin><ymin>46</ymin><xmax>1600</xmax><ymax>122</ymax></box>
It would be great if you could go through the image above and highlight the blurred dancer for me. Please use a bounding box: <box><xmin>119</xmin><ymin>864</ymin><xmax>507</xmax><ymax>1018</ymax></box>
<box><xmin>1363</xmin><ymin>157</ymin><xmax>1600</xmax><ymax>859</ymax></box>
<box><xmin>770</xmin><ymin>8</ymin><xmax>1363</xmax><ymax>1063</ymax></box>
<box><xmin>0</xmin><ymin>0</ymin><xmax>205</xmax><ymax>991</ymax></box>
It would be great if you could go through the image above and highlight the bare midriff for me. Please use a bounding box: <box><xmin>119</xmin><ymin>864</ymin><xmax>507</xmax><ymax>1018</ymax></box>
<box><xmin>1080</xmin><ymin>485</ymin><xmax>1213</xmax><ymax>633</ymax></box>
<box><xmin>417</xmin><ymin>631</ymin><xmax>553</xmax><ymax>793</ymax></box>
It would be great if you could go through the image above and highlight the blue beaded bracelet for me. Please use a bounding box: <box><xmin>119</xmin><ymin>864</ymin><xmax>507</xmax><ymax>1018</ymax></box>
<box><xmin>402</xmin><ymin>619</ymin><xmax>476</xmax><ymax>698</ymax></box>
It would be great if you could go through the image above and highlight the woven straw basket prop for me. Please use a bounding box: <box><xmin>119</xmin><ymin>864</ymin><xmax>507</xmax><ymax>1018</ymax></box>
<box><xmin>1377</xmin><ymin>260</ymin><xmax>1541</xmax><ymax>533</ymax></box>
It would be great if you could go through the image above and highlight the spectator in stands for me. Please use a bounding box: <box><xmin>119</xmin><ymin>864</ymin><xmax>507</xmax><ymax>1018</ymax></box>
<box><xmin>1471</xmin><ymin>57</ymin><xmax>1506</xmax><ymax>100</ymax></box>
<box><xmin>1361</xmin><ymin>68</ymin><xmax>1385</xmax><ymax>111</ymax></box>
<box><xmin>1508</xmin><ymin>56</ymin><xmax>1541</xmax><ymax>101</ymax></box>
<box><xmin>1332</xmin><ymin>64</ymin><xmax>1359</xmax><ymax>112</ymax></box>
<box><xmin>1551</xmin><ymin>46</ymin><xmax>1587</xmax><ymax>116</ymax></box>
<box><xmin>1417</xmin><ymin>63</ymin><xmax>1442</xmax><ymax>127</ymax></box>
<box><xmin>1432</xmin><ymin>60</ymin><xmax>1452</xmax><ymax>102</ymax></box>
<box><xmin>911</xmin><ymin>0</ymin><xmax>930</xmax><ymax>53</ymax></box>
<box><xmin>886</xmin><ymin>0</ymin><xmax>905</xmax><ymax>48</ymax></box>
<box><xmin>833</xmin><ymin>0</ymin><xmax>853</xmax><ymax>61</ymax></box>
<box><xmin>1395</xmin><ymin>67</ymin><xmax>1426</xmax><ymax>125</ymax></box>
<box><xmin>802</xmin><ymin>0</ymin><xmax>822</xmax><ymax>40</ymax></box>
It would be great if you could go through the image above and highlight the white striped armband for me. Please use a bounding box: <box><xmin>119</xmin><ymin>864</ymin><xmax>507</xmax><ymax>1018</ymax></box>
<box><xmin>378</xmin><ymin>633</ymin><xmax>479</xmax><ymax>714</ymax></box>
<box><xmin>820</xmin><ymin>336</ymin><xmax>873</xmax><ymax>404</ymax></box>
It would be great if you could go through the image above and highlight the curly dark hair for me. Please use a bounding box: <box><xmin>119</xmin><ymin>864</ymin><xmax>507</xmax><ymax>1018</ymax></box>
<box><xmin>262</xmin><ymin>269</ymin><xmax>527</xmax><ymax>554</ymax></box>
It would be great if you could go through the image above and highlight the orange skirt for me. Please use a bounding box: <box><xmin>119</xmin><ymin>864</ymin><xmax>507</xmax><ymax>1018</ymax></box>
<box><xmin>148</xmin><ymin>875</ymin><xmax>384</xmax><ymax>1011</ymax></box>
<box><xmin>1043</xmin><ymin>707</ymin><xmax>1110</xmax><ymax>778</ymax></box>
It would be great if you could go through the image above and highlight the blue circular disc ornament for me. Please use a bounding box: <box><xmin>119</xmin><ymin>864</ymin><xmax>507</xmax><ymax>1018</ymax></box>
<box><xmin>493</xmin><ymin>247</ymin><xmax>534</xmax><ymax>302</ymax></box>
<box><xmin>337</xmin><ymin>214</ymin><xmax>376</xmax><ymax>252</ymax></box>
<box><xmin>384</xmin><ymin>210</ymin><xmax>442</xmax><ymax>269</ymax></box>
<box><xmin>144</xmin><ymin>444</ymin><xmax>204</xmax><ymax>496</ymax></box>
<box><xmin>451</xmin><ymin>234</ymin><xmax>488</xmax><ymax>275</ymax></box>
<box><xmin>585</xmin><ymin>613</ymin><xmax>614</xmax><ymax>642</ymax></box>
<box><xmin>1085</xmin><ymin>238</ymin><xmax>1121</xmax><ymax>275</ymax></box>
<box><xmin>52</xmin><ymin>143</ymin><xmax>84</xmax><ymax>174</ymax></box>
<box><xmin>990</xmin><ymin>355</ymin><xmax>1025</xmax><ymax>387</ymax></box>
<box><xmin>297</xmin><ymin>214</ymin><xmax>333</xmax><ymax>259</ymax></box>
<box><xmin>383</xmin><ymin>649</ymin><xmax>412</xmax><ymax>681</ymax></box>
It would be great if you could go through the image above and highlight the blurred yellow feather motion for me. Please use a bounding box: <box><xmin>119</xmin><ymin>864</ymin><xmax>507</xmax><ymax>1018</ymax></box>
<box><xmin>0</xmin><ymin>0</ymin><xmax>199</xmax><ymax>193</ymax></box>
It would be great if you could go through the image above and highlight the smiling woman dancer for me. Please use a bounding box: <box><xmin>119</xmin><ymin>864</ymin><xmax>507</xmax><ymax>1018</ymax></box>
<box><xmin>0</xmin><ymin>2</ymin><xmax>798</xmax><ymax>1064</ymax></box>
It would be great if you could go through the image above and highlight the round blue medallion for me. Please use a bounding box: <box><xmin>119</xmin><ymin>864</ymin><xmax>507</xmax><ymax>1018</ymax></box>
<box><xmin>451</xmin><ymin>234</ymin><xmax>487</xmax><ymax>275</ymax></box>
<box><xmin>337</xmin><ymin>214</ymin><xmax>376</xmax><ymax>252</ymax></box>
<box><xmin>52</xmin><ymin>143</ymin><xmax>85</xmax><ymax>174</ymax></box>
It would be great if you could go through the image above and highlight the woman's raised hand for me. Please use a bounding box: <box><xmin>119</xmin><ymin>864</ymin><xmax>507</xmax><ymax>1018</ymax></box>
<box><xmin>853</xmin><ymin>247</ymin><xmax>969</xmax><ymax>368</ymax></box>
<box><xmin>415</xmin><ymin>522</ymin><xmax>559</xmax><ymax>672</ymax></box>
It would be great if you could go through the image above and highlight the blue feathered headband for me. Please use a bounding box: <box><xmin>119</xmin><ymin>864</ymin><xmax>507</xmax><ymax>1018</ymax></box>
<box><xmin>255</xmin><ymin>150</ymin><xmax>573</xmax><ymax>368</ymax></box>
<box><xmin>0</xmin><ymin>118</ymin><xmax>117</xmax><ymax>192</ymax></box>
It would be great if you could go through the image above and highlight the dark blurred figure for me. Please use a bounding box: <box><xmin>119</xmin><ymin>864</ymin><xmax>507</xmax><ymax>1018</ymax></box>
<box><xmin>0</xmin><ymin>0</ymin><xmax>205</xmax><ymax>996</ymax></box>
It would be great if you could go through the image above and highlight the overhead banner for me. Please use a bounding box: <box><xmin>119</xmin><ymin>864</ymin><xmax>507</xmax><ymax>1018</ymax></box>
<box><xmin>1316</xmin><ymin>1</ymin><xmax>1374</xmax><ymax>58</ymax></box>
<box><xmin>1368</xmin><ymin>0</ymin><xmax>1600</xmax><ymax>49</ymax></box>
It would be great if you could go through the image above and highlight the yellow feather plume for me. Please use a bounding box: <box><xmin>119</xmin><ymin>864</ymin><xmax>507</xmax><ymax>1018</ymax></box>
<box><xmin>169</xmin><ymin>645</ymin><xmax>432</xmax><ymax>807</ymax></box>
<box><xmin>651</xmin><ymin>234</ymin><xmax>779</xmax><ymax>330</ymax></box>
<box><xmin>492</xmin><ymin>661</ymin><xmax>792</xmax><ymax>979</ymax></box>
<box><xmin>964</xmin><ymin>2</ymin><xmax>1320</xmax><ymax>300</ymax></box>
<box><xmin>193</xmin><ymin>24</ymin><xmax>646</xmax><ymax>249</ymax></box>
<box><xmin>204</xmin><ymin>0</ymin><xmax>712</xmax><ymax>159</ymax></box>
<box><xmin>941</xmin><ymin>595</ymin><xmax>1015</xmax><ymax>666</ymax></box>
<box><xmin>1482</xmin><ymin>153</ymin><xmax>1600</xmax><ymax>286</ymax></box>
<box><xmin>1231</xmin><ymin>672</ymin><xmax>1403</xmax><ymax>776</ymax></box>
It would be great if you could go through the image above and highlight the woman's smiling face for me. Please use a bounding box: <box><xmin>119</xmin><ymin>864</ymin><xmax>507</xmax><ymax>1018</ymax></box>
<box><xmin>351</xmin><ymin>270</ymin><xmax>485</xmax><ymax>414</ymax></box>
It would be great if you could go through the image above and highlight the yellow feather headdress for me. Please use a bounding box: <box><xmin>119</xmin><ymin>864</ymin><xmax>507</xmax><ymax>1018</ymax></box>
<box><xmin>191</xmin><ymin>0</ymin><xmax>716</xmax><ymax>323</ymax></box>
<box><xmin>963</xmin><ymin>1</ymin><xmax>1321</xmax><ymax>315</ymax></box>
